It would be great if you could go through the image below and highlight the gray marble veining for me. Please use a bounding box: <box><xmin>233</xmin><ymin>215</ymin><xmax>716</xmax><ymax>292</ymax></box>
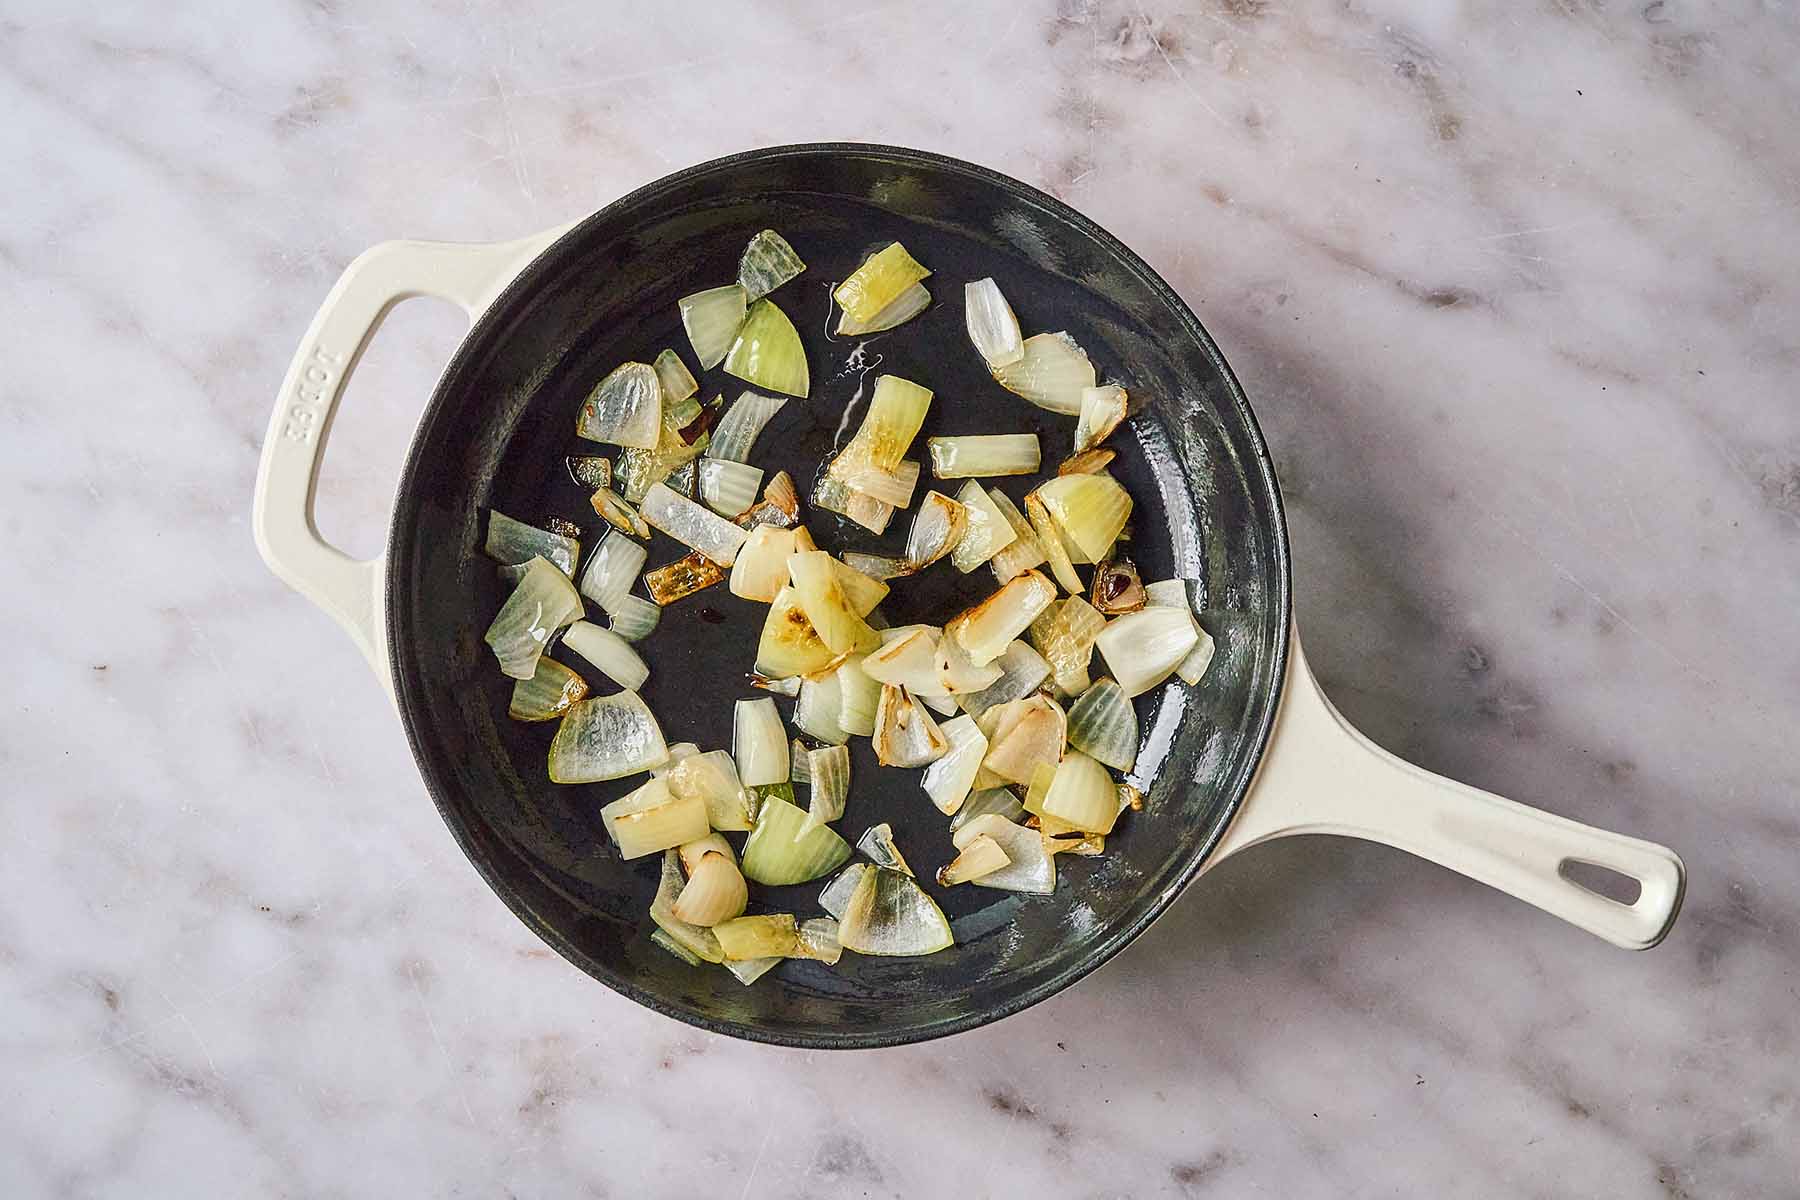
<box><xmin>3</xmin><ymin>1</ymin><xmax>1796</xmax><ymax>1196</ymax></box>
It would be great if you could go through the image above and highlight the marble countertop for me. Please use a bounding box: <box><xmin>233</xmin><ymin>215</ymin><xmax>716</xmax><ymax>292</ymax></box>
<box><xmin>5</xmin><ymin>1</ymin><xmax>1796</xmax><ymax>1195</ymax></box>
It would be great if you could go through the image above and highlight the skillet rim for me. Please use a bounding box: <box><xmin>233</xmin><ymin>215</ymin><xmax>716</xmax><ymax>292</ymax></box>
<box><xmin>385</xmin><ymin>141</ymin><xmax>1292</xmax><ymax>1048</ymax></box>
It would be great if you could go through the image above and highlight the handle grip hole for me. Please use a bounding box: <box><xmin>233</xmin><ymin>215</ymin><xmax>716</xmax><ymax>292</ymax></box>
<box><xmin>1558</xmin><ymin>858</ymin><xmax>1643</xmax><ymax>906</ymax></box>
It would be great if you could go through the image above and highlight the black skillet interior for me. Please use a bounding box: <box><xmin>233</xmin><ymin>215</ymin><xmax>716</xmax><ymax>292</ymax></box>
<box><xmin>387</xmin><ymin>145</ymin><xmax>1289</xmax><ymax>1048</ymax></box>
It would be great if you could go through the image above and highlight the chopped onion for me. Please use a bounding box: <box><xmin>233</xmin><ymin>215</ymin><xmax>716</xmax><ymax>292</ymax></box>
<box><xmin>665</xmin><ymin>749</ymin><xmax>755</xmax><ymax>832</ymax></box>
<box><xmin>927</xmin><ymin>434</ymin><xmax>1041</xmax><ymax>480</ymax></box>
<box><xmin>740</xmin><ymin>794</ymin><xmax>851</xmax><ymax>885</ymax></box>
<box><xmin>1060</xmin><ymin>447</ymin><xmax>1117</xmax><ymax>476</ymax></box>
<box><xmin>730</xmin><ymin>526</ymin><xmax>798</xmax><ymax>603</ymax></box>
<box><xmin>707</xmin><ymin>391</ymin><xmax>788</xmax><ymax>463</ymax></box>
<box><xmin>1074</xmin><ymin>384</ymin><xmax>1128</xmax><ymax>453</ymax></box>
<box><xmin>1033</xmin><ymin>472</ymin><xmax>1132</xmax><ymax>563</ymax></box>
<box><xmin>938</xmin><ymin>834</ymin><xmax>1010</xmax><ymax>886</ymax></box>
<box><xmin>579</xmin><ymin>529</ymin><xmax>646</xmax><ymax>611</ymax></box>
<box><xmin>873</xmin><ymin>685</ymin><xmax>949</xmax><ymax>767</ymax></box>
<box><xmin>763</xmin><ymin>470</ymin><xmax>800</xmax><ymax>520</ymax></box>
<box><xmin>607</xmin><ymin>594</ymin><xmax>660</xmax><ymax>641</ymax></box>
<box><xmin>856</xmin><ymin>823</ymin><xmax>912</xmax><ymax>875</ymax></box>
<box><xmin>738</xmin><ymin>229</ymin><xmax>806</xmax><ymax>300</ymax></box>
<box><xmin>831</xmin><ymin>374</ymin><xmax>934</xmax><ymax>483</ymax></box>
<box><xmin>698</xmin><ymin>458</ymin><xmax>765</xmax><ymax>517</ymax></box>
<box><xmin>753</xmin><ymin>673</ymin><xmax>802</xmax><ymax>697</ymax></box>
<box><xmin>921</xmin><ymin>714</ymin><xmax>988</xmax><ymax>814</ymax></box>
<box><xmin>1040</xmin><ymin>815</ymin><xmax>1106</xmax><ymax>858</ymax></box>
<box><xmin>860</xmin><ymin>626</ymin><xmax>945</xmax><ymax>694</ymax></box>
<box><xmin>656</xmin><ymin>743</ymin><xmax>700</xmax><ymax>777</ymax></box>
<box><xmin>1143</xmin><ymin>579</ymin><xmax>1215</xmax><ymax>684</ymax></box>
<box><xmin>679</xmin><ymin>284</ymin><xmax>748</xmax><ymax>369</ymax></box>
<box><xmin>936</xmin><ymin>630</ymin><xmax>1003</xmax><ymax>695</ymax></box>
<box><xmin>576</xmin><ymin>362</ymin><xmax>662</xmax><ymax>449</ymax></box>
<box><xmin>812</xmin><ymin>469</ymin><xmax>896</xmax><ymax>534</ymax></box>
<box><xmin>651</xmin><ymin>927</ymin><xmax>704</xmax><ymax>966</ymax></box>
<box><xmin>833</xmin><ymin>242</ymin><xmax>930</xmax><ymax>323</ymax></box>
<box><xmin>1025</xmin><ymin>492</ymin><xmax>1084</xmax><ymax>594</ymax></box>
<box><xmin>794</xmin><ymin>673</ymin><xmax>848</xmax><ymax>745</ymax></box>
<box><xmin>949</xmin><ymin>480</ymin><xmax>1018</xmax><ymax>573</ymax></box>
<box><xmin>723</xmin><ymin>956</ymin><xmax>780</xmax><ymax>985</ymax></box>
<box><xmin>548</xmin><ymin>689</ymin><xmax>668</xmax><ymax>783</ymax></box>
<box><xmin>982</xmin><ymin>694</ymin><xmax>1067</xmax><ymax>786</ymax></box>
<box><xmin>1029</xmin><ymin>596</ymin><xmax>1108</xmax><ymax>695</ymax></box>
<box><xmin>795</xmin><ymin>917</ymin><xmax>844</xmax><ymax>965</ymax></box>
<box><xmin>920</xmin><ymin>692</ymin><xmax>960</xmax><ymax>716</ymax></box>
<box><xmin>617</xmin><ymin>421</ymin><xmax>708</xmax><ymax>503</ymax></box>
<box><xmin>560</xmin><ymin>619</ymin><xmax>650</xmax><ymax>690</ymax></box>
<box><xmin>1090</xmin><ymin>554</ymin><xmax>1146</xmax><ymax>614</ymax></box>
<box><xmin>590</xmin><ymin>488</ymin><xmax>651</xmax><ymax>539</ymax></box>
<box><xmin>819</xmin><ymin>862</ymin><xmax>870</xmax><ymax>920</ymax></box>
<box><xmin>905</xmin><ymin>491</ymin><xmax>968</xmax><ymax>569</ymax></box>
<box><xmin>1022</xmin><ymin>762</ymin><xmax>1057</xmax><ymax>815</ymax></box>
<box><xmin>836</xmin><ymin>281</ymin><xmax>930</xmax><ymax>335</ymax></box>
<box><xmin>725</xmin><ymin>298</ymin><xmax>809</xmax><ymax>398</ymax></box>
<box><xmin>986</xmin><ymin>489</ymin><xmax>1048</xmax><ymax>585</ymax></box>
<box><xmin>1067</xmin><ymin>677</ymin><xmax>1138</xmax><ymax>770</ymax></box>
<box><xmin>801</xmin><ymin>743</ymin><xmax>850</xmax><ymax>835</ymax></box>
<box><xmin>641</xmin><ymin>482</ymin><xmax>749</xmax><ymax>566</ymax></box>
<box><xmin>788</xmin><ymin>551</ymin><xmax>882</xmax><ymax>656</ymax></box>
<box><xmin>651</xmin><ymin>850</ymin><xmax>724</xmax><ymax>963</ymax></box>
<box><xmin>958</xmin><ymin>640</ymin><xmax>1051</xmax><ymax>718</ymax></box>
<box><xmin>485</xmin><ymin>557</ymin><xmax>582</xmax><ymax>679</ymax></box>
<box><xmin>600</xmin><ymin>777</ymin><xmax>706</xmax><ymax>860</ymax></box>
<box><xmin>1177</xmin><ymin>629</ymin><xmax>1216</xmax><ymax>686</ymax></box>
<box><xmin>566</xmin><ymin>454</ymin><xmax>612</xmax><ymax>492</ymax></box>
<box><xmin>957</xmin><ymin>814</ymin><xmax>1056</xmax><ymax>895</ymax></box>
<box><xmin>837</xmin><ymin>458</ymin><xmax>921</xmax><ymax>509</ymax></box>
<box><xmin>1037</xmin><ymin>750</ymin><xmax>1119</xmax><ymax>833</ymax></box>
<box><xmin>714</xmin><ymin>913</ymin><xmax>800</xmax><ymax>961</ymax></box>
<box><xmin>947</xmin><ymin>570</ymin><xmax>1057</xmax><ymax>667</ymax></box>
<box><xmin>509</xmin><ymin>656</ymin><xmax>589</xmax><ymax>721</ymax></box>
<box><xmin>991</xmin><ymin>331</ymin><xmax>1094</xmax><ymax>416</ymax></box>
<box><xmin>950</xmin><ymin>787</ymin><xmax>1026</xmax><ymax>833</ymax></box>
<box><xmin>671</xmin><ymin>851</ymin><xmax>749</xmax><ymax>926</ymax></box>
<box><xmin>837</xmin><ymin>655</ymin><xmax>882</xmax><ymax>737</ymax></box>
<box><xmin>838</xmin><ymin>866</ymin><xmax>953</xmax><ymax>957</ymax></box>
<box><xmin>643</xmin><ymin>552</ymin><xmax>725</xmax><ymax>605</ymax></box>
<box><xmin>653</xmin><ymin>347</ymin><xmax>698</xmax><ymax>404</ymax></box>
<box><xmin>842</xmin><ymin>552</ymin><xmax>912</xmax><ymax>581</ymax></box>
<box><xmin>964</xmin><ymin>277</ymin><xmax>1024</xmax><ymax>369</ymax></box>
<box><xmin>486</xmin><ymin>510</ymin><xmax>579</xmax><ymax>579</ymax></box>
<box><xmin>755</xmin><ymin>585</ymin><xmax>837</xmax><ymax>677</ymax></box>
<box><xmin>732</xmin><ymin>697</ymin><xmax>789</xmax><ymax>787</ymax></box>
<box><xmin>1095</xmin><ymin>605</ymin><xmax>1199</xmax><ymax>697</ymax></box>
<box><xmin>829</xmin><ymin>559</ymin><xmax>888</xmax><ymax>617</ymax></box>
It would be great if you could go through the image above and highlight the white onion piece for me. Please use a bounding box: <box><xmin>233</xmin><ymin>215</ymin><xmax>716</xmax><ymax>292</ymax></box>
<box><xmin>651</xmin><ymin>928</ymin><xmax>703</xmax><ymax>966</ymax></box>
<box><xmin>832</xmin><ymin>374</ymin><xmax>933</xmax><ymax>478</ymax></box>
<box><xmin>958</xmin><ymin>640</ymin><xmax>1051</xmax><ymax>718</ymax></box>
<box><xmin>603</xmin><ymin>779</ymin><xmax>700</xmax><ymax>861</ymax></box>
<box><xmin>986</xmin><ymin>489</ymin><xmax>1048</xmax><ymax>585</ymax></box>
<box><xmin>819</xmin><ymin>862</ymin><xmax>871</xmax><ymax>921</ymax></box>
<box><xmin>754</xmin><ymin>585</ymin><xmax>837</xmax><ymax>678</ymax></box>
<box><xmin>856</xmin><ymin>823</ymin><xmax>912</xmax><ymax>875</ymax></box>
<box><xmin>981</xmin><ymin>694</ymin><xmax>1067</xmax><ymax>786</ymax></box>
<box><xmin>788</xmin><ymin>551</ymin><xmax>882</xmax><ymax>656</ymax></box>
<box><xmin>732</xmin><ymin>697</ymin><xmax>789</xmax><ymax>787</ymax></box>
<box><xmin>812</xmin><ymin>470</ymin><xmax>896</xmax><ymax>534</ymax></box>
<box><xmin>948</xmin><ymin>570</ymin><xmax>1057</xmax><ymax>667</ymax></box>
<box><xmin>723</xmin><ymin>955</ymin><xmax>781</xmax><ymax>985</ymax></box>
<box><xmin>607</xmin><ymin>594</ymin><xmax>660</xmax><ymax>642</ymax></box>
<box><xmin>794</xmin><ymin>673</ymin><xmax>848</xmax><ymax>745</ymax></box>
<box><xmin>698</xmin><ymin>458</ymin><xmax>765</xmax><ymax>517</ymax></box>
<box><xmin>1032</xmin><ymin>472</ymin><xmax>1132</xmax><ymax>564</ymax></box>
<box><xmin>1030</xmin><ymin>596</ymin><xmax>1109</xmax><ymax>695</ymax></box>
<box><xmin>653</xmin><ymin>348</ymin><xmax>698</xmax><ymax>405</ymax></box>
<box><xmin>739</xmin><ymin>795</ymin><xmax>851</xmax><ymax>885</ymax></box>
<box><xmin>486</xmin><ymin>511</ymin><xmax>579</xmax><ymax>578</ymax></box>
<box><xmin>936</xmin><ymin>630</ymin><xmax>1003</xmax><ymax>694</ymax></box>
<box><xmin>665</xmin><ymin>750</ymin><xmax>755</xmax><ymax>832</ymax></box>
<box><xmin>1177</xmin><ymin>630</ymin><xmax>1217</xmax><ymax>686</ymax></box>
<box><xmin>834</xmin><ymin>243</ymin><xmax>931</xmax><ymax>323</ymax></box>
<box><xmin>920</xmin><ymin>692</ymin><xmax>960</xmax><ymax>716</ymax></box>
<box><xmin>921</xmin><ymin>715</ymin><xmax>988</xmax><ymax>815</ymax></box>
<box><xmin>1074</xmin><ymin>384</ymin><xmax>1128</xmax><ymax>453</ymax></box>
<box><xmin>579</xmin><ymin>529</ymin><xmax>646</xmax><ymax>611</ymax></box>
<box><xmin>838</xmin><ymin>458</ymin><xmax>921</xmax><ymax>509</ymax></box>
<box><xmin>836</xmin><ymin>281</ymin><xmax>930</xmax><ymax>335</ymax></box>
<box><xmin>838</xmin><ymin>867</ymin><xmax>953</xmax><ymax>957</ymax></box>
<box><xmin>795</xmin><ymin>917</ymin><xmax>844</xmax><ymax>965</ymax></box>
<box><xmin>949</xmin><ymin>480</ymin><xmax>1019</xmax><ymax>573</ymax></box>
<box><xmin>860</xmin><ymin>627</ymin><xmax>945</xmax><ymax>694</ymax></box>
<box><xmin>509</xmin><ymin>656</ymin><xmax>589</xmax><ymax>722</ymax></box>
<box><xmin>641</xmin><ymin>482</ymin><xmax>749</xmax><ymax>566</ymax></box>
<box><xmin>567</xmin><ymin>455</ymin><xmax>612</xmax><ymax>492</ymax></box>
<box><xmin>938</xmin><ymin>834</ymin><xmax>1010</xmax><ymax>886</ymax></box>
<box><xmin>485</xmin><ymin>557</ymin><xmax>582</xmax><ymax>679</ymax></box>
<box><xmin>590</xmin><ymin>488</ymin><xmax>651</xmax><ymax>539</ymax></box>
<box><xmin>905</xmin><ymin>491</ymin><xmax>968</xmax><ymax>569</ymax></box>
<box><xmin>1067</xmin><ymin>677</ymin><xmax>1138</xmax><ymax>770</ymax></box>
<box><xmin>957</xmin><ymin>814</ymin><xmax>1055</xmax><ymax>895</ymax></box>
<box><xmin>559</xmin><ymin>620</ymin><xmax>650</xmax><ymax>691</ymax></box>
<box><xmin>651</xmin><ymin>850</ymin><xmax>723</xmax><ymax>963</ymax></box>
<box><xmin>964</xmin><ymin>277</ymin><xmax>1024</xmax><ymax>368</ymax></box>
<box><xmin>837</xmin><ymin>655</ymin><xmax>882</xmax><ymax>737</ymax></box>
<box><xmin>1026</xmin><ymin>492</ymin><xmax>1084</xmax><ymax>594</ymax></box>
<box><xmin>548</xmin><ymin>690</ymin><xmax>668</xmax><ymax>783</ymax></box>
<box><xmin>1095</xmin><ymin>606</ymin><xmax>1199</xmax><ymax>697</ymax></box>
<box><xmin>725</xmin><ymin>298</ymin><xmax>809</xmax><ymax>398</ymax></box>
<box><xmin>1038</xmin><ymin>750</ymin><xmax>1120</xmax><ymax>833</ymax></box>
<box><xmin>927</xmin><ymin>434</ymin><xmax>1041</xmax><ymax>479</ymax></box>
<box><xmin>873</xmin><ymin>685</ymin><xmax>949</xmax><ymax>767</ymax></box>
<box><xmin>714</xmin><ymin>914</ymin><xmax>800</xmax><ymax>961</ymax></box>
<box><xmin>671</xmin><ymin>851</ymin><xmax>748</xmax><ymax>925</ymax></box>
<box><xmin>842</xmin><ymin>552</ymin><xmax>912</xmax><ymax>581</ymax></box>
<box><xmin>706</xmin><ymin>391</ymin><xmax>788</xmax><ymax>463</ymax></box>
<box><xmin>655</xmin><ymin>743</ymin><xmax>701</xmax><ymax>777</ymax></box>
<box><xmin>1143</xmin><ymin>579</ymin><xmax>1216</xmax><ymax>685</ymax></box>
<box><xmin>738</xmin><ymin>229</ymin><xmax>806</xmax><ymax>301</ymax></box>
<box><xmin>801</xmin><ymin>743</ymin><xmax>850</xmax><ymax>835</ymax></box>
<box><xmin>729</xmin><ymin>526</ymin><xmax>797</xmax><ymax>602</ymax></box>
<box><xmin>576</xmin><ymin>362</ymin><xmax>663</xmax><ymax>449</ymax></box>
<box><xmin>679</xmin><ymin>284</ymin><xmax>748</xmax><ymax>369</ymax></box>
<box><xmin>824</xmin><ymin>558</ymin><xmax>888</xmax><ymax>616</ymax></box>
<box><xmin>950</xmin><ymin>787</ymin><xmax>1026</xmax><ymax>833</ymax></box>
<box><xmin>991</xmin><ymin>331</ymin><xmax>1094</xmax><ymax>415</ymax></box>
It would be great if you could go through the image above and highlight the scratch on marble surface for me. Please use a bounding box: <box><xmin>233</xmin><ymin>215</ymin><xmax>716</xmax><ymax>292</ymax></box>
<box><xmin>1133</xmin><ymin>0</ymin><xmax>1228</xmax><ymax>126</ymax></box>
<box><xmin>737</xmin><ymin>1122</ymin><xmax>775</xmax><ymax>1200</ymax></box>
<box><xmin>409</xmin><ymin>960</ymin><xmax>478</xmax><ymax>1129</ymax></box>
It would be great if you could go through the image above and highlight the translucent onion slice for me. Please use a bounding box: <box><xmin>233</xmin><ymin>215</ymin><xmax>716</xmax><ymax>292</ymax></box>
<box><xmin>707</xmin><ymin>391</ymin><xmax>788</xmax><ymax>463</ymax></box>
<box><xmin>567</xmin><ymin>455</ymin><xmax>612</xmax><ymax>492</ymax></box>
<box><xmin>656</xmin><ymin>743</ymin><xmax>700</xmax><ymax>777</ymax></box>
<box><xmin>949</xmin><ymin>479</ymin><xmax>1019</xmax><ymax>573</ymax></box>
<box><xmin>795</xmin><ymin>917</ymin><xmax>844</xmax><ymax>965</ymax></box>
<box><xmin>738</xmin><ymin>229</ymin><xmax>806</xmax><ymax>300</ymax></box>
<box><xmin>873</xmin><ymin>685</ymin><xmax>950</xmax><ymax>767</ymax></box>
<box><xmin>730</xmin><ymin>526</ymin><xmax>798</xmax><ymax>602</ymax></box>
<box><xmin>837</xmin><ymin>459</ymin><xmax>921</xmax><ymax>509</ymax></box>
<box><xmin>548</xmin><ymin>689</ymin><xmax>668</xmax><ymax>783</ymax></box>
<box><xmin>956</xmin><ymin>814</ymin><xmax>1056</xmax><ymax>894</ymax></box>
<box><xmin>788</xmin><ymin>551</ymin><xmax>882</xmax><ymax>656</ymax></box>
<box><xmin>1143</xmin><ymin>579</ymin><xmax>1215</xmax><ymax>684</ymax></box>
<box><xmin>739</xmin><ymin>795</ymin><xmax>852</xmax><ymax>886</ymax></box>
<box><xmin>801</xmin><ymin>743</ymin><xmax>850</xmax><ymax>835</ymax></box>
<box><xmin>920</xmin><ymin>692</ymin><xmax>960</xmax><ymax>717</ymax></box>
<box><xmin>651</xmin><ymin>927</ymin><xmax>704</xmax><ymax>966</ymax></box>
<box><xmin>671</xmin><ymin>852</ymin><xmax>749</xmax><ymax>926</ymax></box>
<box><xmin>651</xmin><ymin>850</ymin><xmax>723</xmax><ymax>963</ymax></box>
<box><xmin>590</xmin><ymin>488</ymin><xmax>651</xmax><ymax>539</ymax></box>
<box><xmin>607</xmin><ymin>594</ymin><xmax>660</xmax><ymax>641</ymax></box>
<box><xmin>838</xmin><ymin>866</ymin><xmax>953</xmax><ymax>957</ymax></box>
<box><xmin>579</xmin><ymin>529</ymin><xmax>647</xmax><ymax>611</ymax></box>
<box><xmin>1038</xmin><ymin>750</ymin><xmax>1120</xmax><ymax>833</ymax></box>
<box><xmin>755</xmin><ymin>585</ymin><xmax>837</xmax><ymax>678</ymax></box>
<box><xmin>837</xmin><ymin>655</ymin><xmax>882</xmax><ymax>737</ymax></box>
<box><xmin>1091</xmin><ymin>554</ymin><xmax>1146</xmax><ymax>614</ymax></box>
<box><xmin>1040</xmin><ymin>815</ymin><xmax>1106</xmax><ymax>858</ymax></box>
<box><xmin>602</xmin><ymin>778</ymin><xmax>708</xmax><ymax>860</ymax></box>
<box><xmin>1025</xmin><ymin>492</ymin><xmax>1083</xmax><ymax>594</ymax></box>
<box><xmin>1029</xmin><ymin>596</ymin><xmax>1108</xmax><ymax>695</ymax></box>
<box><xmin>856</xmin><ymin>823</ymin><xmax>912</xmax><ymax>875</ymax></box>
<box><xmin>981</xmin><ymin>694</ymin><xmax>1067</xmax><ymax>786</ymax></box>
<box><xmin>653</xmin><ymin>347</ymin><xmax>698</xmax><ymax>404</ymax></box>
<box><xmin>921</xmin><ymin>714</ymin><xmax>989</xmax><ymax>814</ymax></box>
<box><xmin>905</xmin><ymin>491</ymin><xmax>968</xmax><ymax>569</ymax></box>
<box><xmin>643</xmin><ymin>552</ymin><xmax>725</xmax><ymax>605</ymax></box>
<box><xmin>665</xmin><ymin>749</ymin><xmax>755</xmax><ymax>832</ymax></box>
<box><xmin>641</xmin><ymin>482</ymin><xmax>749</xmax><ymax>566</ymax></box>
<box><xmin>986</xmin><ymin>489</ymin><xmax>1048</xmax><ymax>585</ymax></box>
<box><xmin>958</xmin><ymin>640</ymin><xmax>1051</xmax><ymax>718</ymax></box>
<box><xmin>991</xmin><ymin>331</ymin><xmax>1094</xmax><ymax>415</ymax></box>
<box><xmin>964</xmin><ymin>277</ymin><xmax>1024</xmax><ymax>369</ymax></box>
<box><xmin>832</xmin><ymin>374</ymin><xmax>933</xmax><ymax>478</ymax></box>
<box><xmin>724</xmin><ymin>298</ymin><xmax>809</xmax><ymax>398</ymax></box>
<box><xmin>1075</xmin><ymin>384</ymin><xmax>1128</xmax><ymax>453</ymax></box>
<box><xmin>789</xmin><ymin>739</ymin><xmax>812</xmax><ymax>783</ymax></box>
<box><xmin>830</xmin><ymin>559</ymin><xmax>890</xmax><ymax>618</ymax></box>
<box><xmin>842</xmin><ymin>552</ymin><xmax>912</xmax><ymax>581</ymax></box>
<box><xmin>812</xmin><ymin>471</ymin><xmax>894</xmax><ymax>534</ymax></box>
<box><xmin>794</xmin><ymin>673</ymin><xmax>848</xmax><ymax>745</ymax></box>
<box><xmin>834</xmin><ymin>242</ymin><xmax>931</xmax><ymax>323</ymax></box>
<box><xmin>723</xmin><ymin>956</ymin><xmax>780</xmax><ymax>985</ymax></box>
<box><xmin>617</xmin><ymin>421</ymin><xmax>708</xmax><ymax>503</ymax></box>
<box><xmin>1032</xmin><ymin>472</ymin><xmax>1132</xmax><ymax>564</ymax></box>
<box><xmin>947</xmin><ymin>570</ymin><xmax>1057</xmax><ymax>667</ymax></box>
<box><xmin>927</xmin><ymin>434</ymin><xmax>1041</xmax><ymax>480</ymax></box>
<box><xmin>1060</xmin><ymin>447</ymin><xmax>1117</xmax><ymax>476</ymax></box>
<box><xmin>1095</xmin><ymin>605</ymin><xmax>1199</xmax><ymax>697</ymax></box>
<box><xmin>950</xmin><ymin>787</ymin><xmax>1026</xmax><ymax>833</ymax></box>
<box><xmin>819</xmin><ymin>862</ymin><xmax>870</xmax><ymax>920</ymax></box>
<box><xmin>486</xmin><ymin>511</ymin><xmax>579</xmax><ymax>578</ymax></box>
<box><xmin>753</xmin><ymin>673</ymin><xmax>802</xmax><ymax>698</ymax></box>
<box><xmin>715</xmin><ymin>913</ymin><xmax>800</xmax><ymax>961</ymax></box>
<box><xmin>679</xmin><ymin>284</ymin><xmax>748</xmax><ymax>369</ymax></box>
<box><xmin>509</xmin><ymin>656</ymin><xmax>589</xmax><ymax>721</ymax></box>
<box><xmin>1067</xmin><ymin>677</ymin><xmax>1138</xmax><ymax>770</ymax></box>
<box><xmin>485</xmin><ymin>557</ymin><xmax>582</xmax><ymax>679</ymax></box>
<box><xmin>938</xmin><ymin>835</ymin><xmax>1010</xmax><ymax>886</ymax></box>
<box><xmin>698</xmin><ymin>458</ymin><xmax>765</xmax><ymax>517</ymax></box>
<box><xmin>560</xmin><ymin>619</ymin><xmax>650</xmax><ymax>690</ymax></box>
<box><xmin>1177</xmin><ymin>630</ymin><xmax>1217</xmax><ymax>686</ymax></box>
<box><xmin>836</xmin><ymin>281</ymin><xmax>929</xmax><ymax>335</ymax></box>
<box><xmin>763</xmin><ymin>470</ymin><xmax>800</xmax><ymax>520</ymax></box>
<box><xmin>860</xmin><ymin>626</ymin><xmax>945</xmax><ymax>694</ymax></box>
<box><xmin>732</xmin><ymin>697</ymin><xmax>790</xmax><ymax>787</ymax></box>
<box><xmin>936</xmin><ymin>630</ymin><xmax>1003</xmax><ymax>695</ymax></box>
<box><xmin>576</xmin><ymin>362</ymin><xmax>662</xmax><ymax>449</ymax></box>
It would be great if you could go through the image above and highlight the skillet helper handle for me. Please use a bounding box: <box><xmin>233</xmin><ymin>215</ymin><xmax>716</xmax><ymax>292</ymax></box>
<box><xmin>1212</xmin><ymin>633</ymin><xmax>1686</xmax><ymax>950</ymax></box>
<box><xmin>252</xmin><ymin>230</ymin><xmax>570</xmax><ymax>689</ymax></box>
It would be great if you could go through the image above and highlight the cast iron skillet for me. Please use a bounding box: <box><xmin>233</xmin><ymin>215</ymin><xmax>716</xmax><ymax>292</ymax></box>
<box><xmin>255</xmin><ymin>144</ymin><xmax>1683</xmax><ymax>1049</ymax></box>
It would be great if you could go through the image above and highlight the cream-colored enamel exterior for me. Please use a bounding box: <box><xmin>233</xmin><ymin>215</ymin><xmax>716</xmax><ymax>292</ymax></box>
<box><xmin>254</xmin><ymin>226</ymin><xmax>1684</xmax><ymax>950</ymax></box>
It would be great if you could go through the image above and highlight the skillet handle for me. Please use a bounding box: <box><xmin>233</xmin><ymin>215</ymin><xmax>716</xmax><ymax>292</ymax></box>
<box><xmin>252</xmin><ymin>227</ymin><xmax>573</xmax><ymax>693</ymax></box>
<box><xmin>1208</xmin><ymin>631</ymin><xmax>1686</xmax><ymax>950</ymax></box>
